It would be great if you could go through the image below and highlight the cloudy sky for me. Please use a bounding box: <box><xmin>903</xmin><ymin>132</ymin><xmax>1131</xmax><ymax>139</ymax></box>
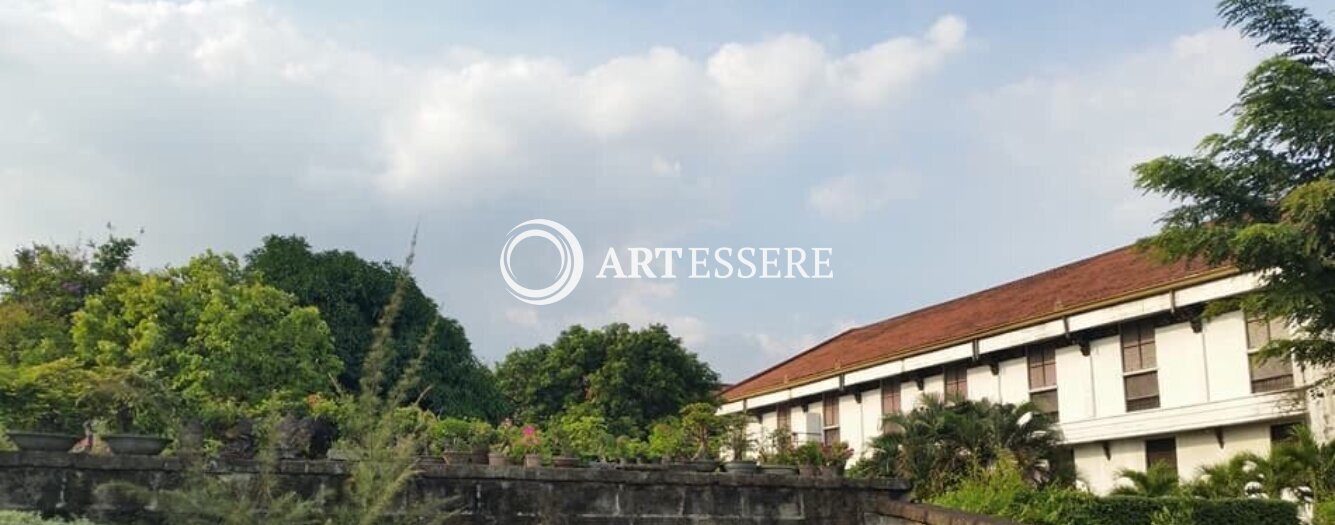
<box><xmin>0</xmin><ymin>0</ymin><xmax>1295</xmax><ymax>381</ymax></box>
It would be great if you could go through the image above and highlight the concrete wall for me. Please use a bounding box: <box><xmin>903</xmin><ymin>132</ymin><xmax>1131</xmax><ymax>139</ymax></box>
<box><xmin>0</xmin><ymin>452</ymin><xmax>935</xmax><ymax>525</ymax></box>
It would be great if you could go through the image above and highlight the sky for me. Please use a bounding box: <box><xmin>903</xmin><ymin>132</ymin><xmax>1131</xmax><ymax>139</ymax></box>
<box><xmin>0</xmin><ymin>0</ymin><xmax>1309</xmax><ymax>382</ymax></box>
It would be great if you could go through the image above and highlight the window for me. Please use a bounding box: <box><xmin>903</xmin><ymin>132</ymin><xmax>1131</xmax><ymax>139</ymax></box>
<box><xmin>881</xmin><ymin>379</ymin><xmax>902</xmax><ymax>433</ymax></box>
<box><xmin>1122</xmin><ymin>320</ymin><xmax>1160</xmax><ymax>411</ymax></box>
<box><xmin>776</xmin><ymin>404</ymin><xmax>790</xmax><ymax>431</ymax></box>
<box><xmin>944</xmin><ymin>365</ymin><xmax>968</xmax><ymax>399</ymax></box>
<box><xmin>822</xmin><ymin>394</ymin><xmax>840</xmax><ymax>444</ymax></box>
<box><xmin>1028</xmin><ymin>346</ymin><xmax>1059</xmax><ymax>420</ymax></box>
<box><xmin>1246</xmin><ymin>312</ymin><xmax>1294</xmax><ymax>393</ymax></box>
<box><xmin>1145</xmin><ymin>438</ymin><xmax>1178</xmax><ymax>476</ymax></box>
<box><xmin>1270</xmin><ymin>423</ymin><xmax>1298</xmax><ymax>445</ymax></box>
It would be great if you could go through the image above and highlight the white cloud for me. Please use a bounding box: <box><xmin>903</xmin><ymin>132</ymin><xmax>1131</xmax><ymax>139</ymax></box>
<box><xmin>745</xmin><ymin>318</ymin><xmax>858</xmax><ymax>358</ymax></box>
<box><xmin>971</xmin><ymin>28</ymin><xmax>1264</xmax><ymax>222</ymax></box>
<box><xmin>504</xmin><ymin>307</ymin><xmax>540</xmax><ymax>329</ymax></box>
<box><xmin>808</xmin><ymin>171</ymin><xmax>920</xmax><ymax>221</ymax></box>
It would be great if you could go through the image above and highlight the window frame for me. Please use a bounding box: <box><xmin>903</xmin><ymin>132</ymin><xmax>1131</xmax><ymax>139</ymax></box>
<box><xmin>881</xmin><ymin>379</ymin><xmax>902</xmax><ymax>433</ymax></box>
<box><xmin>822</xmin><ymin>393</ymin><xmax>840</xmax><ymax>444</ymax></box>
<box><xmin>1144</xmin><ymin>437</ymin><xmax>1178</xmax><ymax>477</ymax></box>
<box><xmin>943</xmin><ymin>364</ymin><xmax>969</xmax><ymax>399</ymax></box>
<box><xmin>1245</xmin><ymin>312</ymin><xmax>1294</xmax><ymax>394</ymax></box>
<box><xmin>1121</xmin><ymin>320</ymin><xmax>1160</xmax><ymax>412</ymax></box>
<box><xmin>1027</xmin><ymin>346</ymin><xmax>1059</xmax><ymax>420</ymax></box>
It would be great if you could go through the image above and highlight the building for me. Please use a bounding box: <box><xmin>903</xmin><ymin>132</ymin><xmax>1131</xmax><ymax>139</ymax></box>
<box><xmin>719</xmin><ymin>245</ymin><xmax>1333</xmax><ymax>494</ymax></box>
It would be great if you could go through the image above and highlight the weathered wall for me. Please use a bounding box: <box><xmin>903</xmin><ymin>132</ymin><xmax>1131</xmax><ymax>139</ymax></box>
<box><xmin>0</xmin><ymin>451</ymin><xmax>1017</xmax><ymax>524</ymax></box>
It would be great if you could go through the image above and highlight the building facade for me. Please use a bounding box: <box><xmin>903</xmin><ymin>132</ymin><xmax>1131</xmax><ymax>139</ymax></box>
<box><xmin>720</xmin><ymin>246</ymin><xmax>1333</xmax><ymax>494</ymax></box>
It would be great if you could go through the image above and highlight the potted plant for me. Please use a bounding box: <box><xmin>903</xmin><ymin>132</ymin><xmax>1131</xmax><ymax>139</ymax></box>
<box><xmin>553</xmin><ymin>412</ymin><xmax>612</xmax><ymax>468</ymax></box>
<box><xmin>721</xmin><ymin>413</ymin><xmax>758</xmax><ymax>474</ymax></box>
<box><xmin>429</xmin><ymin>417</ymin><xmax>475</xmax><ymax>464</ymax></box>
<box><xmin>86</xmin><ymin>366</ymin><xmax>179</xmax><ymax>456</ymax></box>
<box><xmin>468</xmin><ymin>420</ymin><xmax>495</xmax><ymax>465</ymax></box>
<box><xmin>757</xmin><ymin>429</ymin><xmax>798</xmax><ymax>475</ymax></box>
<box><xmin>511</xmin><ymin>424</ymin><xmax>544</xmax><ymax>468</ymax></box>
<box><xmin>679</xmin><ymin>402</ymin><xmax>722</xmax><ymax>473</ymax></box>
<box><xmin>488</xmin><ymin>420</ymin><xmax>516</xmax><ymax>466</ymax></box>
<box><xmin>0</xmin><ymin>359</ymin><xmax>91</xmax><ymax>452</ymax></box>
<box><xmin>820</xmin><ymin>441</ymin><xmax>853</xmax><ymax>477</ymax></box>
<box><xmin>795</xmin><ymin>441</ymin><xmax>823</xmax><ymax>477</ymax></box>
<box><xmin>648</xmin><ymin>419</ymin><xmax>691</xmax><ymax>470</ymax></box>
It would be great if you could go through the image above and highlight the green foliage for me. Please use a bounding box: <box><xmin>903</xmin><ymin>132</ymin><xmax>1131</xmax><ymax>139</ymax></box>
<box><xmin>850</xmin><ymin>394</ymin><xmax>1065</xmax><ymax>498</ymax></box>
<box><xmin>495</xmin><ymin>323</ymin><xmax>719</xmax><ymax>437</ymax></box>
<box><xmin>0</xmin><ymin>511</ymin><xmax>101</xmax><ymax>525</ymax></box>
<box><xmin>0</xmin><ymin>235</ymin><xmax>136</xmax><ymax>366</ymax></box>
<box><xmin>1314</xmin><ymin>500</ymin><xmax>1335</xmax><ymax>525</ymax></box>
<box><xmin>428</xmin><ymin>417</ymin><xmax>475</xmax><ymax>452</ymax></box>
<box><xmin>1181</xmin><ymin>425</ymin><xmax>1334</xmax><ymax>502</ymax></box>
<box><xmin>1111</xmin><ymin>463</ymin><xmax>1182</xmax><ymax>498</ymax></box>
<box><xmin>678</xmin><ymin>401</ymin><xmax>723</xmax><ymax>460</ymax></box>
<box><xmin>245</xmin><ymin>235</ymin><xmax>505</xmax><ymax>420</ymax></box>
<box><xmin>794</xmin><ymin>441</ymin><xmax>823</xmax><ymax>467</ymax></box>
<box><xmin>1134</xmin><ymin>0</ymin><xmax>1335</xmax><ymax>378</ymax></box>
<box><xmin>757</xmin><ymin>428</ymin><xmax>795</xmax><ymax>465</ymax></box>
<box><xmin>550</xmin><ymin>410</ymin><xmax>613</xmax><ymax>459</ymax></box>
<box><xmin>720</xmin><ymin>413</ymin><xmax>753</xmax><ymax>461</ymax></box>
<box><xmin>933</xmin><ymin>460</ymin><xmax>1300</xmax><ymax>525</ymax></box>
<box><xmin>647</xmin><ymin>418</ymin><xmax>688</xmax><ymax>461</ymax></box>
<box><xmin>82</xmin><ymin>365</ymin><xmax>184</xmax><ymax>435</ymax></box>
<box><xmin>0</xmin><ymin>358</ymin><xmax>93</xmax><ymax>433</ymax></box>
<box><xmin>71</xmin><ymin>252</ymin><xmax>342</xmax><ymax>426</ymax></box>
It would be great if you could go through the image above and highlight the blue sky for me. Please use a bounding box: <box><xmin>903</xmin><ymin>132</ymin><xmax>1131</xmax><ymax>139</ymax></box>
<box><xmin>0</xmin><ymin>0</ymin><xmax>1302</xmax><ymax>381</ymax></box>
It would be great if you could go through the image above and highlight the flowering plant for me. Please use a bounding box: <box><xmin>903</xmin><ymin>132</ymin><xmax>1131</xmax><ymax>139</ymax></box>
<box><xmin>821</xmin><ymin>441</ymin><xmax>853</xmax><ymax>467</ymax></box>
<box><xmin>510</xmin><ymin>424</ymin><xmax>543</xmax><ymax>460</ymax></box>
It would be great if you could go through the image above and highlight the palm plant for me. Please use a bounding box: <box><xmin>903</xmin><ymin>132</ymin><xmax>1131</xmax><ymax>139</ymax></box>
<box><xmin>1110</xmin><ymin>463</ymin><xmax>1180</xmax><ymax>497</ymax></box>
<box><xmin>850</xmin><ymin>394</ymin><xmax>1065</xmax><ymax>499</ymax></box>
<box><xmin>1183</xmin><ymin>452</ymin><xmax>1266</xmax><ymax>499</ymax></box>
<box><xmin>1269</xmin><ymin>425</ymin><xmax>1335</xmax><ymax>502</ymax></box>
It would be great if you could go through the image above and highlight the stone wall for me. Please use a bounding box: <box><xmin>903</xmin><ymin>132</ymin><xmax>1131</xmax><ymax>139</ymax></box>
<box><xmin>0</xmin><ymin>452</ymin><xmax>1012</xmax><ymax>524</ymax></box>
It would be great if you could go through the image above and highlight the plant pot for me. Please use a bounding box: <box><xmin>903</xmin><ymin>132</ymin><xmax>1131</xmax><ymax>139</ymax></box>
<box><xmin>723</xmin><ymin>460</ymin><xmax>759</xmax><ymax>474</ymax></box>
<box><xmin>687</xmin><ymin>459</ymin><xmax>719</xmax><ymax>473</ymax></box>
<box><xmin>797</xmin><ymin>465</ymin><xmax>818</xmax><ymax>477</ymax></box>
<box><xmin>818</xmin><ymin>465</ymin><xmax>843</xmax><ymax>478</ymax></box>
<box><xmin>101</xmin><ymin>434</ymin><xmax>171</xmax><ymax>456</ymax></box>
<box><xmin>6</xmin><ymin>431</ymin><xmax>80</xmax><ymax>453</ymax></box>
<box><xmin>552</xmin><ymin>455</ymin><xmax>580</xmax><ymax>468</ymax></box>
<box><xmin>523</xmin><ymin>453</ymin><xmax>543</xmax><ymax>468</ymax></box>
<box><xmin>487</xmin><ymin>452</ymin><xmax>510</xmax><ymax>466</ymax></box>
<box><xmin>416</xmin><ymin>455</ymin><xmax>445</xmax><ymax>466</ymax></box>
<box><xmin>442</xmin><ymin>450</ymin><xmax>473</xmax><ymax>465</ymax></box>
<box><xmin>471</xmin><ymin>447</ymin><xmax>489</xmax><ymax>465</ymax></box>
<box><xmin>759</xmin><ymin>464</ymin><xmax>798</xmax><ymax>476</ymax></box>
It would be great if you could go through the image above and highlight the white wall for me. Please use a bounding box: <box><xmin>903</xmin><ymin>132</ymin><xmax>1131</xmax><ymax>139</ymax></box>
<box><xmin>1158</xmin><ymin>321</ymin><xmax>1209</xmax><ymax>409</ymax></box>
<box><xmin>1054</xmin><ymin>344</ymin><xmax>1093</xmax><ymax>422</ymax></box>
<box><xmin>967</xmin><ymin>364</ymin><xmax>999</xmax><ymax>402</ymax></box>
<box><xmin>1089</xmin><ymin>334</ymin><xmax>1126</xmax><ymax>419</ymax></box>
<box><xmin>997</xmin><ymin>356</ymin><xmax>1030</xmax><ymax>405</ymax></box>
<box><xmin>858</xmin><ymin>386</ymin><xmax>884</xmax><ymax>458</ymax></box>
<box><xmin>1203</xmin><ymin>311</ymin><xmax>1253</xmax><ymax>401</ymax></box>
<box><xmin>1075</xmin><ymin>439</ymin><xmax>1145</xmax><ymax>494</ymax></box>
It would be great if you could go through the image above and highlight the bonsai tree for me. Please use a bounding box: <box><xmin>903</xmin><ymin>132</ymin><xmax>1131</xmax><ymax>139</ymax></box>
<box><xmin>467</xmin><ymin>420</ymin><xmax>495</xmax><ymax>452</ymax></box>
<box><xmin>428</xmin><ymin>417</ymin><xmax>473</xmax><ymax>454</ymax></box>
<box><xmin>84</xmin><ymin>365</ymin><xmax>181</xmax><ymax>437</ymax></box>
<box><xmin>491</xmin><ymin>420</ymin><xmax>517</xmax><ymax>455</ymax></box>
<box><xmin>552</xmin><ymin>412</ymin><xmax>613</xmax><ymax>461</ymax></box>
<box><xmin>678</xmin><ymin>402</ymin><xmax>723</xmax><ymax>460</ymax></box>
<box><xmin>822</xmin><ymin>441</ymin><xmax>854</xmax><ymax>469</ymax></box>
<box><xmin>758</xmin><ymin>429</ymin><xmax>796</xmax><ymax>466</ymax></box>
<box><xmin>795</xmin><ymin>441</ymin><xmax>823</xmax><ymax>467</ymax></box>
<box><xmin>648</xmin><ymin>419</ymin><xmax>687</xmax><ymax>462</ymax></box>
<box><xmin>0</xmin><ymin>358</ymin><xmax>93</xmax><ymax>435</ymax></box>
<box><xmin>722</xmin><ymin>413</ymin><xmax>754</xmax><ymax>462</ymax></box>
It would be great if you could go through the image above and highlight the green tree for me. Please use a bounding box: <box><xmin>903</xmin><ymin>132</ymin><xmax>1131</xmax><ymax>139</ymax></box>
<box><xmin>71</xmin><ymin>252</ymin><xmax>342</xmax><ymax>421</ymax></box>
<box><xmin>244</xmin><ymin>235</ymin><xmax>505</xmax><ymax>420</ymax></box>
<box><xmin>1134</xmin><ymin>0</ymin><xmax>1335</xmax><ymax>378</ymax></box>
<box><xmin>0</xmin><ymin>235</ymin><xmax>136</xmax><ymax>365</ymax></box>
<box><xmin>1111</xmin><ymin>463</ymin><xmax>1182</xmax><ymax>498</ymax></box>
<box><xmin>495</xmin><ymin>323</ymin><xmax>720</xmax><ymax>436</ymax></box>
<box><xmin>850</xmin><ymin>395</ymin><xmax>1067</xmax><ymax>498</ymax></box>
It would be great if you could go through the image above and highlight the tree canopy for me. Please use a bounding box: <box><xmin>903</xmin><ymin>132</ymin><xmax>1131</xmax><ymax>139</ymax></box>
<box><xmin>1134</xmin><ymin>0</ymin><xmax>1335</xmax><ymax>377</ymax></box>
<box><xmin>244</xmin><ymin>235</ymin><xmax>506</xmax><ymax>420</ymax></box>
<box><xmin>71</xmin><ymin>252</ymin><xmax>342</xmax><ymax>420</ymax></box>
<box><xmin>495</xmin><ymin>323</ymin><xmax>720</xmax><ymax>436</ymax></box>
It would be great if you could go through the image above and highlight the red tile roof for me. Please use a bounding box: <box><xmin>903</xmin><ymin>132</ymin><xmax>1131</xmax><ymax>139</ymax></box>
<box><xmin>722</xmin><ymin>244</ymin><xmax>1227</xmax><ymax>401</ymax></box>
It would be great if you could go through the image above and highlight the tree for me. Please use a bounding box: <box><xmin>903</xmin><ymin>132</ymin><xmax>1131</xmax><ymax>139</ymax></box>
<box><xmin>71</xmin><ymin>252</ymin><xmax>342</xmax><ymax>421</ymax></box>
<box><xmin>1111</xmin><ymin>463</ymin><xmax>1182</xmax><ymax>497</ymax></box>
<box><xmin>495</xmin><ymin>323</ymin><xmax>720</xmax><ymax>436</ymax></box>
<box><xmin>1133</xmin><ymin>0</ymin><xmax>1335</xmax><ymax>380</ymax></box>
<box><xmin>850</xmin><ymin>395</ymin><xmax>1067</xmax><ymax>499</ymax></box>
<box><xmin>0</xmin><ymin>235</ymin><xmax>136</xmax><ymax>365</ymax></box>
<box><xmin>244</xmin><ymin>235</ymin><xmax>505</xmax><ymax>420</ymax></box>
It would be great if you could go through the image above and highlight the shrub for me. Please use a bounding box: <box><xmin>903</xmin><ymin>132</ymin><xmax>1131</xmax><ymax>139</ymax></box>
<box><xmin>1072</xmin><ymin>497</ymin><xmax>1299</xmax><ymax>525</ymax></box>
<box><xmin>0</xmin><ymin>511</ymin><xmax>100</xmax><ymax>525</ymax></box>
<box><xmin>1314</xmin><ymin>500</ymin><xmax>1335</xmax><ymax>525</ymax></box>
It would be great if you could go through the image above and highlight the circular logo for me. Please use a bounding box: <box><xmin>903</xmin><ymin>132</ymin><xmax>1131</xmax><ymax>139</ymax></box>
<box><xmin>499</xmin><ymin>219</ymin><xmax>584</xmax><ymax>305</ymax></box>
